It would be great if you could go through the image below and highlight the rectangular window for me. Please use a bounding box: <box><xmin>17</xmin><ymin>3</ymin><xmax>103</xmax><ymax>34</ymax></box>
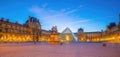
<box><xmin>0</xmin><ymin>28</ymin><xmax>2</xmax><ymax>32</ymax></box>
<box><xmin>0</xmin><ymin>23</ymin><xmax>1</xmax><ymax>26</ymax></box>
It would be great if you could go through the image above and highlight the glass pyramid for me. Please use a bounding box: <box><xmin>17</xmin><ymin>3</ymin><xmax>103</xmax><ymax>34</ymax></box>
<box><xmin>59</xmin><ymin>27</ymin><xmax>78</xmax><ymax>42</ymax></box>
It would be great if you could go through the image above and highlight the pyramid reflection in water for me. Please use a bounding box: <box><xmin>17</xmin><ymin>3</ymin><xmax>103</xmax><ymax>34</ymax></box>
<box><xmin>59</xmin><ymin>27</ymin><xmax>78</xmax><ymax>42</ymax></box>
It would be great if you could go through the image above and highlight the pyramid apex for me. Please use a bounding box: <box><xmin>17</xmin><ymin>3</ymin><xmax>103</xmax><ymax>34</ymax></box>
<box><xmin>62</xmin><ymin>27</ymin><xmax>72</xmax><ymax>33</ymax></box>
<box><xmin>60</xmin><ymin>27</ymin><xmax>78</xmax><ymax>42</ymax></box>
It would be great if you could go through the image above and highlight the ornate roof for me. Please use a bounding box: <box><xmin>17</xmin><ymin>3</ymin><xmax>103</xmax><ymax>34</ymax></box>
<box><xmin>26</xmin><ymin>16</ymin><xmax>40</xmax><ymax>24</ymax></box>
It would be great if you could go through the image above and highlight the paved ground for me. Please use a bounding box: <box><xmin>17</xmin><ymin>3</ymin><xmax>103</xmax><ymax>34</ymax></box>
<box><xmin>0</xmin><ymin>42</ymin><xmax>120</xmax><ymax>57</ymax></box>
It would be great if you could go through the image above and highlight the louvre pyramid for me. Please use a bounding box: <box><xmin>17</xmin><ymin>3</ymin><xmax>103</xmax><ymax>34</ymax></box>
<box><xmin>59</xmin><ymin>27</ymin><xmax>78</xmax><ymax>42</ymax></box>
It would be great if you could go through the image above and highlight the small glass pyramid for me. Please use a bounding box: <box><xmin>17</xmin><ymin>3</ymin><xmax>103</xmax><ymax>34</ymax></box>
<box><xmin>59</xmin><ymin>27</ymin><xmax>78</xmax><ymax>42</ymax></box>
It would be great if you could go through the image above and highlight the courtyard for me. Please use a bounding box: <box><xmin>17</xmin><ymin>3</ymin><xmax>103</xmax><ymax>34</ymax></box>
<box><xmin>0</xmin><ymin>42</ymin><xmax>120</xmax><ymax>57</ymax></box>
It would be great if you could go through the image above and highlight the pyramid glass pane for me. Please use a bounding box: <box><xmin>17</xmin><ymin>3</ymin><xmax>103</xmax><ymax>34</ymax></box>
<box><xmin>59</xmin><ymin>27</ymin><xmax>78</xmax><ymax>42</ymax></box>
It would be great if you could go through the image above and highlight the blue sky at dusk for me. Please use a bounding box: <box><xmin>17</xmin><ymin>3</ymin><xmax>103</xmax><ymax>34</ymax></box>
<box><xmin>0</xmin><ymin>0</ymin><xmax>120</xmax><ymax>32</ymax></box>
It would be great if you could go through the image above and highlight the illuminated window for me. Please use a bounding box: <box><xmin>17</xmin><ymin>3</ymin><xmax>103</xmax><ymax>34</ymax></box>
<box><xmin>87</xmin><ymin>39</ymin><xmax>90</xmax><ymax>42</ymax></box>
<box><xmin>66</xmin><ymin>35</ymin><xmax>69</xmax><ymax>41</ymax></box>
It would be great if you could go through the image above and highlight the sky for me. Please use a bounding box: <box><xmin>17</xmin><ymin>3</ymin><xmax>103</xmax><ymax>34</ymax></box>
<box><xmin>0</xmin><ymin>0</ymin><xmax>120</xmax><ymax>32</ymax></box>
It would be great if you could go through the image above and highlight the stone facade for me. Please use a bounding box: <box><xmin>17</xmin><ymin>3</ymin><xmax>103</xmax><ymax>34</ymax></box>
<box><xmin>0</xmin><ymin>16</ymin><xmax>42</xmax><ymax>43</ymax></box>
<box><xmin>0</xmin><ymin>14</ymin><xmax>120</xmax><ymax>43</ymax></box>
<box><xmin>77</xmin><ymin>28</ymin><xmax>102</xmax><ymax>42</ymax></box>
<box><xmin>76</xmin><ymin>14</ymin><xmax>120</xmax><ymax>42</ymax></box>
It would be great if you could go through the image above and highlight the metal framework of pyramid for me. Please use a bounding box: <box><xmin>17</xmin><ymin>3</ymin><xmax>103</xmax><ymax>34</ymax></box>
<box><xmin>59</xmin><ymin>27</ymin><xmax>78</xmax><ymax>42</ymax></box>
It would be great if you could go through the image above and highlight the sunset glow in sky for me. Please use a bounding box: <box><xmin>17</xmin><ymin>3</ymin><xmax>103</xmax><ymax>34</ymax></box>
<box><xmin>0</xmin><ymin>0</ymin><xmax>120</xmax><ymax>32</ymax></box>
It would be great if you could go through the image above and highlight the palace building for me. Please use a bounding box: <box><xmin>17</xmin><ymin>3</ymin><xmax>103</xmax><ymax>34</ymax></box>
<box><xmin>0</xmin><ymin>14</ymin><xmax>120</xmax><ymax>43</ymax></box>
<box><xmin>77</xmin><ymin>14</ymin><xmax>120</xmax><ymax>43</ymax></box>
<box><xmin>0</xmin><ymin>16</ymin><xmax>40</xmax><ymax>42</ymax></box>
<box><xmin>0</xmin><ymin>16</ymin><xmax>51</xmax><ymax>43</ymax></box>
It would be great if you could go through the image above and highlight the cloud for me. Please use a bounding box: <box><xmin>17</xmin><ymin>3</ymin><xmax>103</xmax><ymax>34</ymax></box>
<box><xmin>78</xmin><ymin>5</ymin><xmax>83</xmax><ymax>8</ymax></box>
<box><xmin>70</xmin><ymin>20</ymin><xmax>90</xmax><ymax>25</ymax></box>
<box><xmin>42</xmin><ymin>3</ymin><xmax>48</xmax><ymax>8</ymax></box>
<box><xmin>29</xmin><ymin>5</ymin><xmax>89</xmax><ymax>32</ymax></box>
<box><xmin>65</xmin><ymin>9</ymin><xmax>78</xmax><ymax>14</ymax></box>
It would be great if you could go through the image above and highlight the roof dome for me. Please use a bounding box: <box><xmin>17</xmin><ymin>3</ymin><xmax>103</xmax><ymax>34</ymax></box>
<box><xmin>25</xmin><ymin>16</ymin><xmax>40</xmax><ymax>24</ymax></box>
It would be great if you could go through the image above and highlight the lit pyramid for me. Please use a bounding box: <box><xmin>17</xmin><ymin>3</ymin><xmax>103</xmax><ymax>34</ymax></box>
<box><xmin>59</xmin><ymin>27</ymin><xmax>78</xmax><ymax>42</ymax></box>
